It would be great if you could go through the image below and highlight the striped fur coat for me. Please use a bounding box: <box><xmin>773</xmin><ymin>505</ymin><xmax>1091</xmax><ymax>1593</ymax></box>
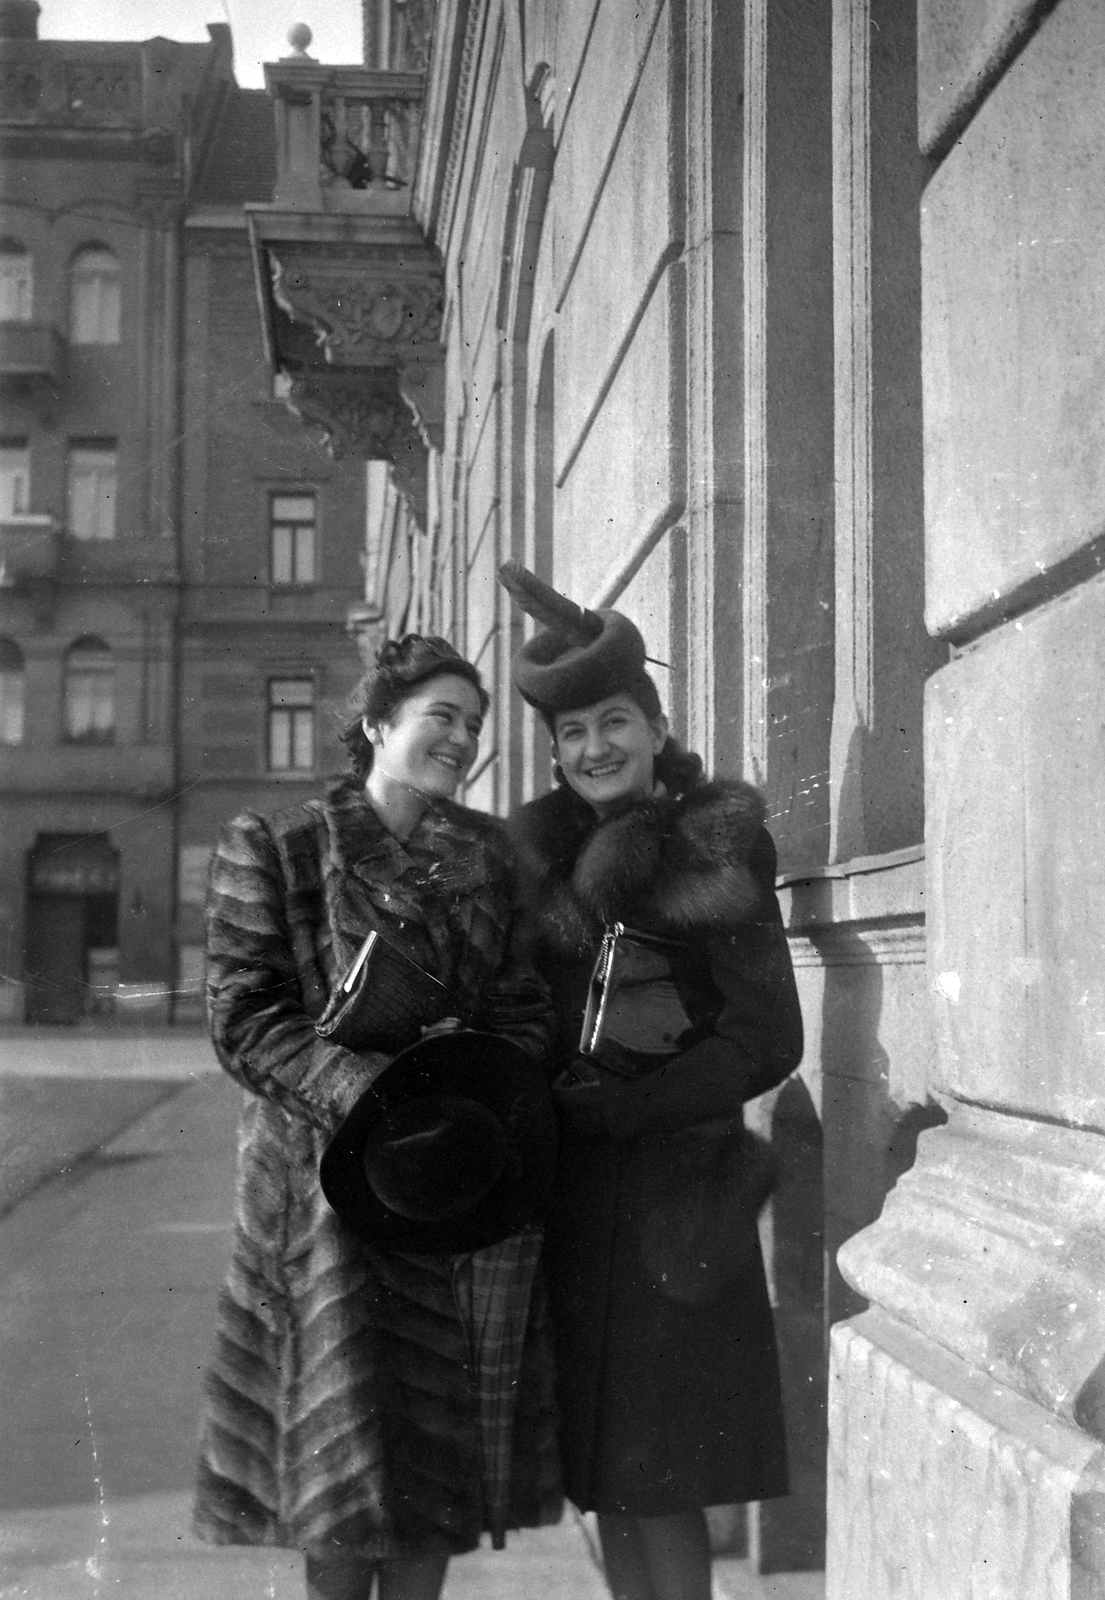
<box><xmin>193</xmin><ymin>776</ymin><xmax>562</xmax><ymax>1558</ymax></box>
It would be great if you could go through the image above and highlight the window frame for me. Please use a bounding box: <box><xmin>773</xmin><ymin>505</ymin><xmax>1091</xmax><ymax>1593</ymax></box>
<box><xmin>66</xmin><ymin>440</ymin><xmax>118</xmax><ymax>541</ymax></box>
<box><xmin>266</xmin><ymin>676</ymin><xmax>316</xmax><ymax>774</ymax></box>
<box><xmin>0</xmin><ymin>240</ymin><xmax>32</xmax><ymax>323</ymax></box>
<box><xmin>269</xmin><ymin>490</ymin><xmax>318</xmax><ymax>587</ymax></box>
<box><xmin>63</xmin><ymin>636</ymin><xmax>115</xmax><ymax>746</ymax></box>
<box><xmin>0</xmin><ymin>637</ymin><xmax>25</xmax><ymax>746</ymax></box>
<box><xmin>68</xmin><ymin>246</ymin><xmax>122</xmax><ymax>346</ymax></box>
<box><xmin>0</xmin><ymin>439</ymin><xmax>30</xmax><ymax>518</ymax></box>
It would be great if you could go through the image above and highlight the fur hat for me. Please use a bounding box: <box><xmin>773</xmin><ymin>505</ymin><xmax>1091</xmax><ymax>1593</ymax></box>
<box><xmin>499</xmin><ymin>561</ymin><xmax>661</xmax><ymax>720</ymax></box>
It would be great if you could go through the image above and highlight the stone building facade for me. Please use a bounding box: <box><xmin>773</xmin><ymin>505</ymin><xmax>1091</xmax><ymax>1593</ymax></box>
<box><xmin>247</xmin><ymin>0</ymin><xmax>1105</xmax><ymax>1592</ymax></box>
<box><xmin>0</xmin><ymin>3</ymin><xmax>366</xmax><ymax>1025</ymax></box>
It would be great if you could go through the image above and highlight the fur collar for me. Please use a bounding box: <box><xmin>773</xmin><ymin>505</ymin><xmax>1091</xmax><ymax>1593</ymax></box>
<box><xmin>509</xmin><ymin>777</ymin><xmax>767</xmax><ymax>954</ymax></box>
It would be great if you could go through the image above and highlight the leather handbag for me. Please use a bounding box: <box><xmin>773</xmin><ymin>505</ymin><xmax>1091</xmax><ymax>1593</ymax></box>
<box><xmin>579</xmin><ymin>922</ymin><xmax>722</xmax><ymax>1079</ymax></box>
<box><xmin>315</xmin><ymin>929</ymin><xmax>454</xmax><ymax>1053</ymax></box>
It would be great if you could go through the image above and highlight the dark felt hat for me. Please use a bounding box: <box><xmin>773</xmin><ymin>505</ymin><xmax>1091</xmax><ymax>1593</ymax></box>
<box><xmin>320</xmin><ymin>1030</ymin><xmax>557</xmax><ymax>1254</ymax></box>
<box><xmin>498</xmin><ymin>561</ymin><xmax>661</xmax><ymax>720</ymax></box>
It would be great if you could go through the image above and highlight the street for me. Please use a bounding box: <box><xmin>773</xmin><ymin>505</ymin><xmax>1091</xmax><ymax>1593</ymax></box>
<box><xmin>0</xmin><ymin>1030</ymin><xmax>820</xmax><ymax>1600</ymax></box>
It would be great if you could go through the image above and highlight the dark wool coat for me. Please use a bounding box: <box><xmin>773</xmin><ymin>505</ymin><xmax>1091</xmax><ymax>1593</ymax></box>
<box><xmin>193</xmin><ymin>776</ymin><xmax>562</xmax><ymax>1559</ymax></box>
<box><xmin>509</xmin><ymin>772</ymin><xmax>803</xmax><ymax>1516</ymax></box>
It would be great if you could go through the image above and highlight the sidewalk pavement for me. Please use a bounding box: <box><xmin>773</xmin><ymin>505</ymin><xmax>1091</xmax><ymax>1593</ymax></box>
<box><xmin>0</xmin><ymin>1498</ymin><xmax>823</xmax><ymax>1600</ymax></box>
<box><xmin>0</xmin><ymin>1027</ymin><xmax>217</xmax><ymax>1217</ymax></box>
<box><xmin>0</xmin><ymin>1025</ymin><xmax>219</xmax><ymax>1080</ymax></box>
<box><xmin>0</xmin><ymin>1496</ymin><xmax>609</xmax><ymax>1600</ymax></box>
<box><xmin>0</xmin><ymin>1029</ymin><xmax>824</xmax><ymax>1600</ymax></box>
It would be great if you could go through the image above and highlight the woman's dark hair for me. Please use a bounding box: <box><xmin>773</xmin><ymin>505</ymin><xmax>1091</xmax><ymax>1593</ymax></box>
<box><xmin>340</xmin><ymin>635</ymin><xmax>490</xmax><ymax>782</ymax></box>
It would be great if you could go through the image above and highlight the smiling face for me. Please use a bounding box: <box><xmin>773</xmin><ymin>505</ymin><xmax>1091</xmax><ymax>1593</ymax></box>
<box><xmin>553</xmin><ymin>693</ymin><xmax>668</xmax><ymax>815</ymax></box>
<box><xmin>368</xmin><ymin>673</ymin><xmax>484</xmax><ymax>800</ymax></box>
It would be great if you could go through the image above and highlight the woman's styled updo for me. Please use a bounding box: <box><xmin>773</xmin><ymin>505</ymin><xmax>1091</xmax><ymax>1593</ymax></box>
<box><xmin>340</xmin><ymin>635</ymin><xmax>490</xmax><ymax>782</ymax></box>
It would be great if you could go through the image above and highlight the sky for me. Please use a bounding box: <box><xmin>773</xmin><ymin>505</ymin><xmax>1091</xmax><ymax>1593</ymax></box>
<box><xmin>38</xmin><ymin>0</ymin><xmax>364</xmax><ymax>88</ymax></box>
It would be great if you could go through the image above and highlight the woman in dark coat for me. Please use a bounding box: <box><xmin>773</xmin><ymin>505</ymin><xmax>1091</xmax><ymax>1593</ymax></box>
<box><xmin>193</xmin><ymin>636</ymin><xmax>561</xmax><ymax>1600</ymax></box>
<box><xmin>500</xmin><ymin>569</ymin><xmax>803</xmax><ymax>1600</ymax></box>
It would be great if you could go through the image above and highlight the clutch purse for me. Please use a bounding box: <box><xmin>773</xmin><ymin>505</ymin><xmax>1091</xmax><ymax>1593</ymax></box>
<box><xmin>315</xmin><ymin>929</ymin><xmax>454</xmax><ymax>1053</ymax></box>
<box><xmin>579</xmin><ymin>922</ymin><xmax>721</xmax><ymax>1079</ymax></box>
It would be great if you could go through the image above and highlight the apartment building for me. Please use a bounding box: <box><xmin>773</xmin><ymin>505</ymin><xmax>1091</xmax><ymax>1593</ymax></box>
<box><xmin>0</xmin><ymin>1</ymin><xmax>366</xmax><ymax>1024</ymax></box>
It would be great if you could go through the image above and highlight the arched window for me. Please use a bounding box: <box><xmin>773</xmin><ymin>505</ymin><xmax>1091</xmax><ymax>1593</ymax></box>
<box><xmin>69</xmin><ymin>246</ymin><xmax>120</xmax><ymax>344</ymax></box>
<box><xmin>0</xmin><ymin>239</ymin><xmax>32</xmax><ymax>322</ymax></box>
<box><xmin>0</xmin><ymin>637</ymin><xmax>24</xmax><ymax>744</ymax></box>
<box><xmin>63</xmin><ymin>636</ymin><xmax>114</xmax><ymax>744</ymax></box>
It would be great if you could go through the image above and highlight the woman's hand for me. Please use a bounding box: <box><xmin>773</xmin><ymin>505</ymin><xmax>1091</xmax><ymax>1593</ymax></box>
<box><xmin>420</xmin><ymin>1016</ymin><xmax>463</xmax><ymax>1039</ymax></box>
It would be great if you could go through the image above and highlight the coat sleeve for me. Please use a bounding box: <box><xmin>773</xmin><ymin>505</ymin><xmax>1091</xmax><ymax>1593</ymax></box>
<box><xmin>475</xmin><ymin>938</ymin><xmax>554</xmax><ymax>1066</ymax></box>
<box><xmin>596</xmin><ymin>826</ymin><xmax>803</xmax><ymax>1141</ymax></box>
<box><xmin>205</xmin><ymin>810</ymin><xmax>390</xmax><ymax>1135</ymax></box>
<box><xmin>469</xmin><ymin>830</ymin><xmax>555</xmax><ymax>1066</ymax></box>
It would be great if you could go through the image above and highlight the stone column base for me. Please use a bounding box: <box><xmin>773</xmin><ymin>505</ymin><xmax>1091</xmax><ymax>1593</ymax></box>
<box><xmin>827</xmin><ymin>1309</ymin><xmax>1105</xmax><ymax>1599</ymax></box>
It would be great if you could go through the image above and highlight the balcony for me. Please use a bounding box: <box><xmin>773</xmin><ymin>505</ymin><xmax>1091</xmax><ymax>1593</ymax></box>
<box><xmin>246</xmin><ymin>38</ymin><xmax>444</xmax><ymax>513</ymax></box>
<box><xmin>0</xmin><ymin>320</ymin><xmax>66</xmax><ymax>385</ymax></box>
<box><xmin>0</xmin><ymin>514</ymin><xmax>60</xmax><ymax>583</ymax></box>
<box><xmin>265</xmin><ymin>52</ymin><xmax>424</xmax><ymax>215</ymax></box>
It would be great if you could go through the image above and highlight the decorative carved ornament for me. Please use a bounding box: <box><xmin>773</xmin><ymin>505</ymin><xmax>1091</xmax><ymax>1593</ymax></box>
<box><xmin>0</xmin><ymin>56</ymin><xmax>139</xmax><ymax>125</ymax></box>
<box><xmin>64</xmin><ymin>62</ymin><xmax>135</xmax><ymax>120</ymax></box>
<box><xmin>270</xmin><ymin>250</ymin><xmax>444</xmax><ymax>364</ymax></box>
<box><xmin>285</xmin><ymin>369</ymin><xmax>419</xmax><ymax>458</ymax></box>
<box><xmin>391</xmin><ymin>0</ymin><xmax>436</xmax><ymax>72</ymax></box>
<box><xmin>284</xmin><ymin>370</ymin><xmax>429</xmax><ymax>528</ymax></box>
<box><xmin>0</xmin><ymin>63</ymin><xmax>42</xmax><ymax>113</ymax></box>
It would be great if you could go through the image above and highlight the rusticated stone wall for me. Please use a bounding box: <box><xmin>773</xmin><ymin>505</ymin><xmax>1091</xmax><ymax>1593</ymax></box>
<box><xmin>827</xmin><ymin>0</ymin><xmax>1105</xmax><ymax>1592</ymax></box>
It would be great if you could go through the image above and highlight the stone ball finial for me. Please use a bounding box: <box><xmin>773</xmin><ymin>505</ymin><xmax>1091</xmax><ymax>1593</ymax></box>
<box><xmin>286</xmin><ymin>22</ymin><xmax>313</xmax><ymax>56</ymax></box>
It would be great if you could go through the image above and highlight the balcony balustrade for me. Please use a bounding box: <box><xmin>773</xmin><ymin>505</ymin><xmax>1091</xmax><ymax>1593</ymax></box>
<box><xmin>0</xmin><ymin>513</ymin><xmax>60</xmax><ymax>583</ymax></box>
<box><xmin>267</xmin><ymin>51</ymin><xmax>424</xmax><ymax>214</ymax></box>
<box><xmin>0</xmin><ymin>319</ymin><xmax>65</xmax><ymax>385</ymax></box>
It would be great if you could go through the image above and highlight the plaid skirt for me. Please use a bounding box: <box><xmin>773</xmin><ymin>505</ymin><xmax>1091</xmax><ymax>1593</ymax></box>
<box><xmin>452</xmin><ymin>1227</ymin><xmax>544</xmax><ymax>1548</ymax></box>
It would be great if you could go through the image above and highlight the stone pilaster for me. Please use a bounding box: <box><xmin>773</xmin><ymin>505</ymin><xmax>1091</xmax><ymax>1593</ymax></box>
<box><xmin>827</xmin><ymin>2</ymin><xmax>1105</xmax><ymax>1592</ymax></box>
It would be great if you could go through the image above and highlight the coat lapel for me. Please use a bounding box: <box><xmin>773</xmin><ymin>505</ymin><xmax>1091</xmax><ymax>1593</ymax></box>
<box><xmin>319</xmin><ymin>779</ymin><xmax>492</xmax><ymax>994</ymax></box>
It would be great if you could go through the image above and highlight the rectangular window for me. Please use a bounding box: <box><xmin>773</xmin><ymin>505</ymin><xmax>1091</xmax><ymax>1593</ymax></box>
<box><xmin>268</xmin><ymin>678</ymin><xmax>314</xmax><ymax>772</ymax></box>
<box><xmin>0</xmin><ymin>252</ymin><xmax>32</xmax><ymax>322</ymax></box>
<box><xmin>67</xmin><ymin>443</ymin><xmax>117</xmax><ymax>541</ymax></box>
<box><xmin>0</xmin><ymin>441</ymin><xmax>29</xmax><ymax>518</ymax></box>
<box><xmin>270</xmin><ymin>492</ymin><xmax>317</xmax><ymax>585</ymax></box>
<box><xmin>0</xmin><ymin>649</ymin><xmax>24</xmax><ymax>744</ymax></box>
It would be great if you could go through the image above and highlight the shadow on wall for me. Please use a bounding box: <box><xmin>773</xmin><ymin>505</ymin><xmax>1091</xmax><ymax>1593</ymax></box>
<box><xmin>818</xmin><ymin>925</ymin><xmax>946</xmax><ymax>1329</ymax></box>
<box><xmin>760</xmin><ymin>1073</ymin><xmax>827</xmax><ymax>1573</ymax></box>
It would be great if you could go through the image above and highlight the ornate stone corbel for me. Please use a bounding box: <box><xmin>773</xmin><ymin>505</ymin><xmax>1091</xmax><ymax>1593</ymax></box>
<box><xmin>397</xmin><ymin>361</ymin><xmax>444</xmax><ymax>453</ymax></box>
<box><xmin>270</xmin><ymin>249</ymin><xmax>443</xmax><ymax>365</ymax></box>
<box><xmin>285</xmin><ymin>369</ymin><xmax>428</xmax><ymax>527</ymax></box>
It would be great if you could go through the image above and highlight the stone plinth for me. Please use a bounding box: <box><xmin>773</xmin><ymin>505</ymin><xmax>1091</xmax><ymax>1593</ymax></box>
<box><xmin>828</xmin><ymin>1311</ymin><xmax>1105</xmax><ymax>1600</ymax></box>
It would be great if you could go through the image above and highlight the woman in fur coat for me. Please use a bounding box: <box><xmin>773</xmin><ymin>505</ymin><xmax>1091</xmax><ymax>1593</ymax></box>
<box><xmin>193</xmin><ymin>636</ymin><xmax>561</xmax><ymax>1600</ymax></box>
<box><xmin>500</xmin><ymin>568</ymin><xmax>803</xmax><ymax>1600</ymax></box>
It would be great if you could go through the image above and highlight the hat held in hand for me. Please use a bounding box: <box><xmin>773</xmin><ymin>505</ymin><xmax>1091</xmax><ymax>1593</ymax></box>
<box><xmin>498</xmin><ymin>560</ymin><xmax>660</xmax><ymax>719</ymax></box>
<box><xmin>320</xmin><ymin>1030</ymin><xmax>557</xmax><ymax>1254</ymax></box>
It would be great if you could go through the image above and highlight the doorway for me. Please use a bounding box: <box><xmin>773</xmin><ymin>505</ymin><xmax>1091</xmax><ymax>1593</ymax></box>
<box><xmin>24</xmin><ymin>834</ymin><xmax>120</xmax><ymax>1024</ymax></box>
